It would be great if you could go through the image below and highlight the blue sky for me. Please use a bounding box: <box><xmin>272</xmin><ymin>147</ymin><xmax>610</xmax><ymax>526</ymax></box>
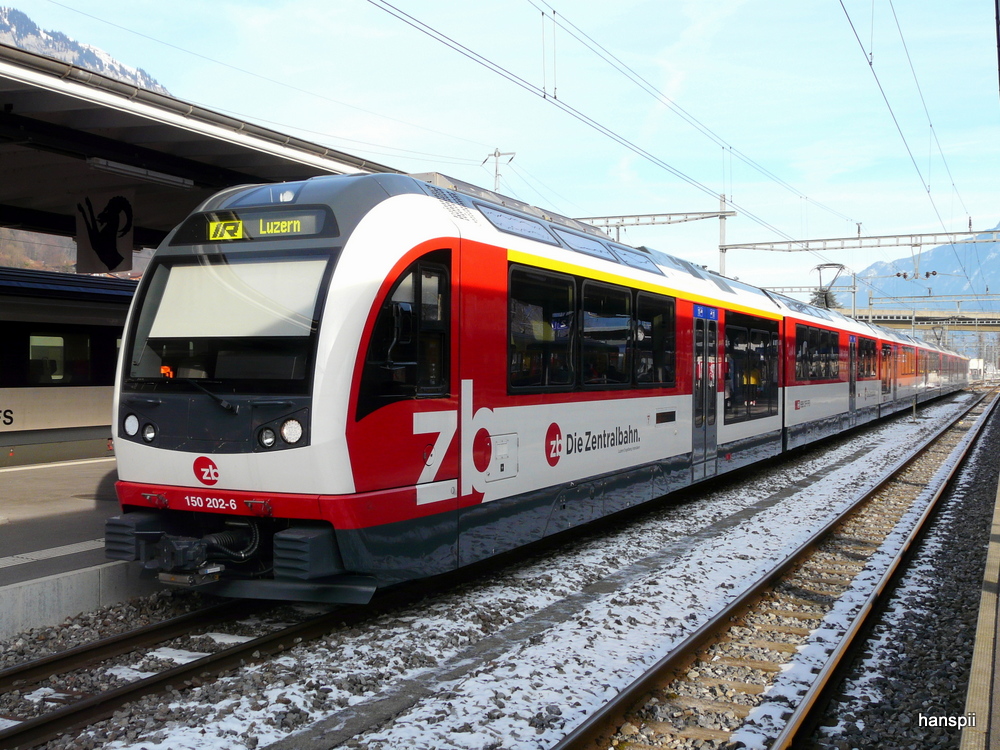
<box><xmin>13</xmin><ymin>0</ymin><xmax>1000</xmax><ymax>292</ymax></box>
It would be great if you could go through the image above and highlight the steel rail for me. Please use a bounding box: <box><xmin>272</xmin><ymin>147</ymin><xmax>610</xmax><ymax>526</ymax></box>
<box><xmin>0</xmin><ymin>566</ymin><xmax>457</xmax><ymax>749</ymax></box>
<box><xmin>0</xmin><ymin>607</ymin><xmax>347</xmax><ymax>749</ymax></box>
<box><xmin>0</xmin><ymin>600</ymin><xmax>260</xmax><ymax>693</ymax></box>
<box><xmin>551</xmin><ymin>391</ymin><xmax>994</xmax><ymax>750</ymax></box>
<box><xmin>766</xmin><ymin>391</ymin><xmax>999</xmax><ymax>749</ymax></box>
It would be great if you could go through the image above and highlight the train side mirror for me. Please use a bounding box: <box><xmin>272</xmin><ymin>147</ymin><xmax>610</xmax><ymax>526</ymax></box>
<box><xmin>383</xmin><ymin>301</ymin><xmax>414</xmax><ymax>370</ymax></box>
<box><xmin>393</xmin><ymin>301</ymin><xmax>414</xmax><ymax>345</ymax></box>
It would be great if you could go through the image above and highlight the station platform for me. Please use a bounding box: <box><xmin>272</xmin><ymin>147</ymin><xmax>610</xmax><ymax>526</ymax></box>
<box><xmin>0</xmin><ymin>457</ymin><xmax>156</xmax><ymax>638</ymax></box>
<box><xmin>963</xmin><ymin>476</ymin><xmax>1000</xmax><ymax>748</ymax></box>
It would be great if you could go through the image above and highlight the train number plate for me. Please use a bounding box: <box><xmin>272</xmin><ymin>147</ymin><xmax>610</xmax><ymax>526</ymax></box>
<box><xmin>182</xmin><ymin>495</ymin><xmax>239</xmax><ymax>511</ymax></box>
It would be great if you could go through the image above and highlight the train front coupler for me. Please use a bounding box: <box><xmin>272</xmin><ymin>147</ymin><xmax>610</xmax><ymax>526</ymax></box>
<box><xmin>151</xmin><ymin>535</ymin><xmax>226</xmax><ymax>586</ymax></box>
<box><xmin>106</xmin><ymin>513</ymin><xmax>262</xmax><ymax>587</ymax></box>
<box><xmin>153</xmin><ymin>521</ymin><xmax>261</xmax><ymax>586</ymax></box>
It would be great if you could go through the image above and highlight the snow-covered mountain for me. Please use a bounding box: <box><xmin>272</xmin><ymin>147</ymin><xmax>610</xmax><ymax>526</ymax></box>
<box><xmin>0</xmin><ymin>6</ymin><xmax>169</xmax><ymax>95</ymax></box>
<box><xmin>832</xmin><ymin>226</ymin><xmax>1000</xmax><ymax>311</ymax></box>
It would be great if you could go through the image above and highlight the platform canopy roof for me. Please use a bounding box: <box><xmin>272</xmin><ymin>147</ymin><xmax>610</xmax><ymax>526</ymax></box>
<box><xmin>0</xmin><ymin>43</ymin><xmax>397</xmax><ymax>248</ymax></box>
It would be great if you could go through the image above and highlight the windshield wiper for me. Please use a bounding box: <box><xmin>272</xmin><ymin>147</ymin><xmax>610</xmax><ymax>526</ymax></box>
<box><xmin>179</xmin><ymin>378</ymin><xmax>239</xmax><ymax>414</ymax></box>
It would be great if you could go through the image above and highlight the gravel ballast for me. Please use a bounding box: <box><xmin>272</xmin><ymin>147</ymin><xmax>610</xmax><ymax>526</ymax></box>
<box><xmin>807</xmin><ymin>402</ymin><xmax>1000</xmax><ymax>750</ymax></box>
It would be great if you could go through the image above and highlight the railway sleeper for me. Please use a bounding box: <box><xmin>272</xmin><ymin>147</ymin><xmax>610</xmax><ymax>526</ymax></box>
<box><xmin>721</xmin><ymin>637</ymin><xmax>801</xmax><ymax>654</ymax></box>
<box><xmin>750</xmin><ymin>622</ymin><xmax>814</xmax><ymax>637</ymax></box>
<box><xmin>693</xmin><ymin>677</ymin><xmax>768</xmax><ymax>695</ymax></box>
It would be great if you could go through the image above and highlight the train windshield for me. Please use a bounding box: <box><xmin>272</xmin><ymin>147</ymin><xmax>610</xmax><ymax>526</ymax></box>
<box><xmin>124</xmin><ymin>254</ymin><xmax>328</xmax><ymax>394</ymax></box>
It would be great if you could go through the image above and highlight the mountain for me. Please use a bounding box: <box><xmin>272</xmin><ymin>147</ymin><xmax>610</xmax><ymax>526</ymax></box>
<box><xmin>832</xmin><ymin>226</ymin><xmax>1000</xmax><ymax>311</ymax></box>
<box><xmin>0</xmin><ymin>7</ymin><xmax>169</xmax><ymax>95</ymax></box>
<box><xmin>0</xmin><ymin>7</ymin><xmax>167</xmax><ymax>275</ymax></box>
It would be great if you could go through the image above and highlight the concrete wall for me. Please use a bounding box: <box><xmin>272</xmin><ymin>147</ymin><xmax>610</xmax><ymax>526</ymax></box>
<box><xmin>0</xmin><ymin>561</ymin><xmax>159</xmax><ymax>639</ymax></box>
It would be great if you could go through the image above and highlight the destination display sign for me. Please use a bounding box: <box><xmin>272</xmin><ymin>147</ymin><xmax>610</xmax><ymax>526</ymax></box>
<box><xmin>171</xmin><ymin>207</ymin><xmax>336</xmax><ymax>245</ymax></box>
<box><xmin>207</xmin><ymin>210</ymin><xmax>323</xmax><ymax>240</ymax></box>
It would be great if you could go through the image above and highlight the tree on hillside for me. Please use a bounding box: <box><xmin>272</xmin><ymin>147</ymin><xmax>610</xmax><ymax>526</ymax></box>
<box><xmin>810</xmin><ymin>288</ymin><xmax>843</xmax><ymax>309</ymax></box>
<box><xmin>0</xmin><ymin>228</ymin><xmax>75</xmax><ymax>272</ymax></box>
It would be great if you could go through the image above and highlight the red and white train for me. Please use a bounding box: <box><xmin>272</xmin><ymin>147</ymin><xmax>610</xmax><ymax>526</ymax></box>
<box><xmin>105</xmin><ymin>173</ymin><xmax>968</xmax><ymax>602</ymax></box>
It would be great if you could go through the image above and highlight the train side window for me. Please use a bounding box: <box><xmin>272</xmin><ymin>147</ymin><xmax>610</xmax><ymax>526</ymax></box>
<box><xmin>794</xmin><ymin>323</ymin><xmax>838</xmax><ymax>382</ymax></box>
<box><xmin>769</xmin><ymin>333</ymin><xmax>780</xmax><ymax>415</ymax></box>
<box><xmin>881</xmin><ymin>344</ymin><xmax>892</xmax><ymax>392</ymax></box>
<box><xmin>725</xmin><ymin>318</ymin><xmax>777</xmax><ymax>423</ymax></box>
<box><xmin>858</xmin><ymin>337</ymin><xmax>877</xmax><ymax>378</ymax></box>
<box><xmin>635</xmin><ymin>293</ymin><xmax>676</xmax><ymax>386</ymax></box>
<box><xmin>795</xmin><ymin>324</ymin><xmax>809</xmax><ymax>381</ymax></box>
<box><xmin>28</xmin><ymin>334</ymin><xmax>91</xmax><ymax>385</ymax></box>
<box><xmin>722</xmin><ymin>312</ymin><xmax>780</xmax><ymax>424</ymax></box>
<box><xmin>825</xmin><ymin>330</ymin><xmax>840</xmax><ymax>379</ymax></box>
<box><xmin>724</xmin><ymin>326</ymin><xmax>749</xmax><ymax>422</ymax></box>
<box><xmin>749</xmin><ymin>329</ymin><xmax>773</xmax><ymax>418</ymax></box>
<box><xmin>581</xmin><ymin>281</ymin><xmax>631</xmax><ymax>387</ymax></box>
<box><xmin>357</xmin><ymin>256</ymin><xmax>449</xmax><ymax>419</ymax></box>
<box><xmin>509</xmin><ymin>267</ymin><xmax>575</xmax><ymax>390</ymax></box>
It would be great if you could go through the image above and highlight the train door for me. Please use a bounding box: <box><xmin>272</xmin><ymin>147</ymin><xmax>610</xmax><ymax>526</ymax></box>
<box><xmin>692</xmin><ymin>305</ymin><xmax>718</xmax><ymax>480</ymax></box>
<box><xmin>848</xmin><ymin>335</ymin><xmax>857</xmax><ymax>426</ymax></box>
<box><xmin>352</xmin><ymin>250</ymin><xmax>459</xmax><ymax>505</ymax></box>
<box><xmin>890</xmin><ymin>344</ymin><xmax>898</xmax><ymax>401</ymax></box>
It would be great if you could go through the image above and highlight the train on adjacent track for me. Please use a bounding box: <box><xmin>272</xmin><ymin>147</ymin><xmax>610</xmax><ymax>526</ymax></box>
<box><xmin>0</xmin><ymin>267</ymin><xmax>135</xmax><ymax>467</ymax></box>
<box><xmin>104</xmin><ymin>173</ymin><xmax>969</xmax><ymax>603</ymax></box>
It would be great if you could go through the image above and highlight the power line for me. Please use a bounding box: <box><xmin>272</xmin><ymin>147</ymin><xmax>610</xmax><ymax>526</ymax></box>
<box><xmin>886</xmin><ymin>0</ymin><xmax>986</xmax><ymax>289</ymax></box>
<box><xmin>522</xmin><ymin>0</ymin><xmax>934</xmax><ymax>298</ymax></box>
<box><xmin>366</xmin><ymin>0</ymin><xmax>802</xmax><ymax>245</ymax></box>
<box><xmin>525</xmin><ymin>0</ymin><xmax>856</xmax><ymax>226</ymax></box>
<box><xmin>366</xmin><ymin>0</ymin><xmax>933</xmax><ymax>307</ymax></box>
<box><xmin>887</xmin><ymin>0</ymin><xmax>969</xmax><ymax>217</ymax></box>
<box><xmin>838</xmin><ymin>0</ymin><xmax>983</xmax><ymax>303</ymax></box>
<box><xmin>40</xmin><ymin>0</ymin><xmax>492</xmax><ymax>152</ymax></box>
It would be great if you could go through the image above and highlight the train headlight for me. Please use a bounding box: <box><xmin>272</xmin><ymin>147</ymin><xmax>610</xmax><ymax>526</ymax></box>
<box><xmin>280</xmin><ymin>419</ymin><xmax>304</xmax><ymax>444</ymax></box>
<box><xmin>259</xmin><ymin>427</ymin><xmax>277</xmax><ymax>449</ymax></box>
<box><xmin>141</xmin><ymin>423</ymin><xmax>157</xmax><ymax>443</ymax></box>
<box><xmin>123</xmin><ymin>414</ymin><xmax>139</xmax><ymax>436</ymax></box>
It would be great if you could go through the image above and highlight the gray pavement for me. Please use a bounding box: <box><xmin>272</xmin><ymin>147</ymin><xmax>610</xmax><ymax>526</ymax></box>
<box><xmin>0</xmin><ymin>458</ymin><xmax>120</xmax><ymax>586</ymax></box>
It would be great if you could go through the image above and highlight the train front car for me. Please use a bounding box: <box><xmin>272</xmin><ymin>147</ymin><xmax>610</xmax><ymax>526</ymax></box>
<box><xmin>105</xmin><ymin>173</ymin><xmax>460</xmax><ymax>603</ymax></box>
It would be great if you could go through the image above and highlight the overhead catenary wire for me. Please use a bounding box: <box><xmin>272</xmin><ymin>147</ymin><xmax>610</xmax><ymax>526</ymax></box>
<box><xmin>365</xmin><ymin>0</ymin><xmax>801</xmax><ymax>246</ymax></box>
<box><xmin>839</xmin><ymin>0</ymin><xmax>985</xmax><ymax>305</ymax></box>
<box><xmin>41</xmin><ymin>0</ymin><xmax>493</xmax><ymax>153</ymax></box>
<box><xmin>885</xmin><ymin>0</ymin><xmax>985</xmax><ymax>287</ymax></box>
<box><xmin>367</xmin><ymin>0</ymin><xmax>934</xmax><ymax>306</ymax></box>
<box><xmin>527</xmin><ymin>0</ymin><xmax>986</xmax><ymax>303</ymax></box>
<box><xmin>525</xmin><ymin>0</ymin><xmax>856</xmax><ymax>227</ymax></box>
<box><xmin>522</xmin><ymin>0</ymin><xmax>928</xmax><ymax>292</ymax></box>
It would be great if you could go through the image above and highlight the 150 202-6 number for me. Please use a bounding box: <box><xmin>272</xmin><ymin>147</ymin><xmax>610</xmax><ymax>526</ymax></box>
<box><xmin>183</xmin><ymin>495</ymin><xmax>238</xmax><ymax>510</ymax></box>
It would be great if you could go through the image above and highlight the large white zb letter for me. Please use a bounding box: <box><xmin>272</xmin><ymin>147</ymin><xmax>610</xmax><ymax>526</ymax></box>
<box><xmin>413</xmin><ymin>410</ymin><xmax>458</xmax><ymax>505</ymax></box>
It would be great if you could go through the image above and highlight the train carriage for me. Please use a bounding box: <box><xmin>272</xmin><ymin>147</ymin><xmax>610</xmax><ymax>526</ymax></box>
<box><xmin>105</xmin><ymin>173</ymin><xmax>968</xmax><ymax>603</ymax></box>
<box><xmin>0</xmin><ymin>267</ymin><xmax>135</xmax><ymax>466</ymax></box>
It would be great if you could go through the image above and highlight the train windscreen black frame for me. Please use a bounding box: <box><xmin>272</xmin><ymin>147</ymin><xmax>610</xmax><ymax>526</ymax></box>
<box><xmin>124</xmin><ymin>253</ymin><xmax>331</xmax><ymax>394</ymax></box>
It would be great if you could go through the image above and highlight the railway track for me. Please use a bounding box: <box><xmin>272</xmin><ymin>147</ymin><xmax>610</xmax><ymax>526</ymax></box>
<box><xmin>554</xmin><ymin>388</ymin><xmax>998</xmax><ymax>750</ymax></box>
<box><xmin>0</xmin><ymin>555</ymin><xmax>497</xmax><ymax>749</ymax></box>
<box><xmin>0</xmin><ymin>599</ymin><xmax>321</xmax><ymax>749</ymax></box>
<box><xmin>0</xmin><ymin>394</ymin><xmax>987</xmax><ymax>750</ymax></box>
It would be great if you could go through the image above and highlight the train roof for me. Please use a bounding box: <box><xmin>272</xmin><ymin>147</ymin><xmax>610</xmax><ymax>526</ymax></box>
<box><xmin>411</xmin><ymin>176</ymin><xmax>964</xmax><ymax>358</ymax></box>
<box><xmin>163</xmin><ymin>172</ymin><xmax>964</xmax><ymax>359</ymax></box>
<box><xmin>0</xmin><ymin>266</ymin><xmax>136</xmax><ymax>303</ymax></box>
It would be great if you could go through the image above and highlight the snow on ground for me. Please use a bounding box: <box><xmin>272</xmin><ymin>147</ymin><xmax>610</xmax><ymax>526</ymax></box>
<box><xmin>61</xmin><ymin>395</ymin><xmax>974</xmax><ymax>750</ymax></box>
